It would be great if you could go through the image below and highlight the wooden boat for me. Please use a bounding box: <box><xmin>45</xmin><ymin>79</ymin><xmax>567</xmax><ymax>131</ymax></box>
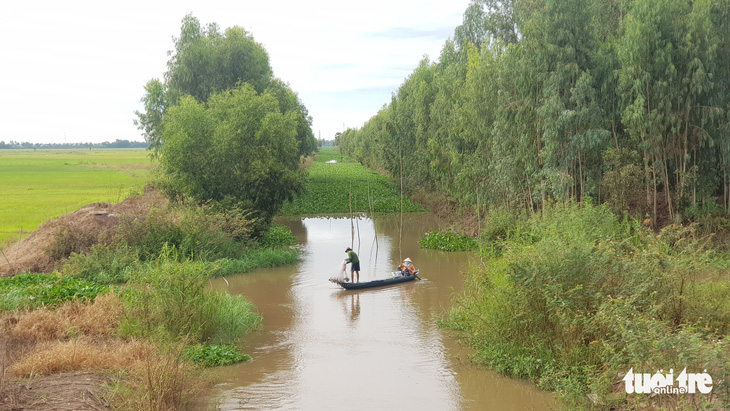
<box><xmin>337</xmin><ymin>270</ymin><xmax>419</xmax><ymax>290</ymax></box>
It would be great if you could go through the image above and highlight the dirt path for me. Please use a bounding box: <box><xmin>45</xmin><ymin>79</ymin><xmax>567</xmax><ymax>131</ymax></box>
<box><xmin>0</xmin><ymin>372</ymin><xmax>110</xmax><ymax>411</ymax></box>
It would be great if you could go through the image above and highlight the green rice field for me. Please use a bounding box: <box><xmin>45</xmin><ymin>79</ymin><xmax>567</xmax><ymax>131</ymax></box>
<box><xmin>0</xmin><ymin>149</ymin><xmax>154</xmax><ymax>245</ymax></box>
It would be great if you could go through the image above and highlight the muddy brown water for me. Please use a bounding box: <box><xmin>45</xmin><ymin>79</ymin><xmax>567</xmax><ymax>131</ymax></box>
<box><xmin>203</xmin><ymin>214</ymin><xmax>559</xmax><ymax>410</ymax></box>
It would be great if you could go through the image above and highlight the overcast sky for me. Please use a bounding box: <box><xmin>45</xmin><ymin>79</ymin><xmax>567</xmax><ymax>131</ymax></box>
<box><xmin>0</xmin><ymin>0</ymin><xmax>469</xmax><ymax>144</ymax></box>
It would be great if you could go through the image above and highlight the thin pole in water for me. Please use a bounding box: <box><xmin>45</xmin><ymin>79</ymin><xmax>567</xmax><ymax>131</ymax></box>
<box><xmin>399</xmin><ymin>142</ymin><xmax>403</xmax><ymax>262</ymax></box>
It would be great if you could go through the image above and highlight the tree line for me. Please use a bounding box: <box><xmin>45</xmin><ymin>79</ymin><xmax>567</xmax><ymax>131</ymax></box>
<box><xmin>0</xmin><ymin>140</ymin><xmax>148</xmax><ymax>149</ymax></box>
<box><xmin>135</xmin><ymin>14</ymin><xmax>317</xmax><ymax>233</ymax></box>
<box><xmin>339</xmin><ymin>0</ymin><xmax>730</xmax><ymax>224</ymax></box>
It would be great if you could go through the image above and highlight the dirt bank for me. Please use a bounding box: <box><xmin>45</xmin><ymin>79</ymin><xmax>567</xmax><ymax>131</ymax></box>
<box><xmin>0</xmin><ymin>188</ymin><xmax>166</xmax><ymax>277</ymax></box>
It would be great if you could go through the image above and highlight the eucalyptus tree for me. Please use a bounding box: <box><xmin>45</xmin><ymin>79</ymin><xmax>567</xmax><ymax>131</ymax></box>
<box><xmin>133</xmin><ymin>79</ymin><xmax>167</xmax><ymax>156</ymax></box>
<box><xmin>711</xmin><ymin>0</ymin><xmax>730</xmax><ymax>211</ymax></box>
<box><xmin>456</xmin><ymin>0</ymin><xmax>522</xmax><ymax>47</ymax></box>
<box><xmin>450</xmin><ymin>43</ymin><xmax>501</xmax><ymax>206</ymax></box>
<box><xmin>617</xmin><ymin>0</ymin><xmax>719</xmax><ymax>221</ymax></box>
<box><xmin>340</xmin><ymin>0</ymin><xmax>729</xmax><ymax>220</ymax></box>
<box><xmin>527</xmin><ymin>0</ymin><xmax>609</xmax><ymax>202</ymax></box>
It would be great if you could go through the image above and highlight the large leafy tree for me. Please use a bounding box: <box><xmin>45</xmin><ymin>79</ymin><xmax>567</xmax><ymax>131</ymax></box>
<box><xmin>135</xmin><ymin>14</ymin><xmax>315</xmax><ymax>158</ymax></box>
<box><xmin>165</xmin><ymin>17</ymin><xmax>273</xmax><ymax>102</ymax></box>
<box><xmin>135</xmin><ymin>14</ymin><xmax>316</xmax><ymax>233</ymax></box>
<box><xmin>159</xmin><ymin>84</ymin><xmax>305</xmax><ymax>231</ymax></box>
<box><xmin>265</xmin><ymin>79</ymin><xmax>318</xmax><ymax>157</ymax></box>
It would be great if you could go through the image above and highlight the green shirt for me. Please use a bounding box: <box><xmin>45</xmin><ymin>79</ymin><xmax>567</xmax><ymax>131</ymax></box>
<box><xmin>346</xmin><ymin>250</ymin><xmax>359</xmax><ymax>264</ymax></box>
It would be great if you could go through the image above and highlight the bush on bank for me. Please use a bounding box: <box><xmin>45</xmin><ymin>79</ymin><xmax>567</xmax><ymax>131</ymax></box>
<box><xmin>445</xmin><ymin>202</ymin><xmax>730</xmax><ymax>408</ymax></box>
<box><xmin>119</xmin><ymin>250</ymin><xmax>261</xmax><ymax>344</ymax></box>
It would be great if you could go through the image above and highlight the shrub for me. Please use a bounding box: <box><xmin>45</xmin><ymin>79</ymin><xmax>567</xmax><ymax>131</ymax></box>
<box><xmin>258</xmin><ymin>224</ymin><xmax>298</xmax><ymax>248</ymax></box>
<box><xmin>63</xmin><ymin>244</ymin><xmax>139</xmax><ymax>284</ymax></box>
<box><xmin>46</xmin><ymin>224</ymin><xmax>99</xmax><ymax>260</ymax></box>
<box><xmin>117</xmin><ymin>205</ymin><xmax>246</xmax><ymax>262</ymax></box>
<box><xmin>446</xmin><ymin>202</ymin><xmax>730</xmax><ymax>408</ymax></box>
<box><xmin>120</xmin><ymin>250</ymin><xmax>261</xmax><ymax>344</ymax></box>
<box><xmin>481</xmin><ymin>207</ymin><xmax>526</xmax><ymax>241</ymax></box>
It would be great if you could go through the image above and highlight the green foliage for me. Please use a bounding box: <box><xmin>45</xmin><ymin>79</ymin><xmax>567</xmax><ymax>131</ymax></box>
<box><xmin>258</xmin><ymin>224</ymin><xmax>298</xmax><ymax>248</ymax></box>
<box><xmin>214</xmin><ymin>248</ymin><xmax>299</xmax><ymax>278</ymax></box>
<box><xmin>120</xmin><ymin>251</ymin><xmax>261</xmax><ymax>344</ymax></box>
<box><xmin>0</xmin><ymin>273</ymin><xmax>109</xmax><ymax>311</ymax></box>
<box><xmin>280</xmin><ymin>147</ymin><xmax>425</xmax><ymax>215</ymax></box>
<box><xmin>265</xmin><ymin>78</ymin><xmax>318</xmax><ymax>157</ymax></box>
<box><xmin>418</xmin><ymin>230</ymin><xmax>477</xmax><ymax>251</ymax></box>
<box><xmin>445</xmin><ymin>203</ymin><xmax>730</xmax><ymax>407</ymax></box>
<box><xmin>63</xmin><ymin>244</ymin><xmax>139</xmax><ymax>284</ymax></box>
<box><xmin>339</xmin><ymin>0</ymin><xmax>730</xmax><ymax>222</ymax></box>
<box><xmin>158</xmin><ymin>85</ymin><xmax>306</xmax><ymax>232</ymax></box>
<box><xmin>184</xmin><ymin>344</ymin><xmax>251</xmax><ymax>367</ymax></box>
<box><xmin>135</xmin><ymin>13</ymin><xmax>316</xmax><ymax>173</ymax></box>
<box><xmin>117</xmin><ymin>202</ymin><xmax>253</xmax><ymax>262</ymax></box>
<box><xmin>166</xmin><ymin>16</ymin><xmax>272</xmax><ymax>101</ymax></box>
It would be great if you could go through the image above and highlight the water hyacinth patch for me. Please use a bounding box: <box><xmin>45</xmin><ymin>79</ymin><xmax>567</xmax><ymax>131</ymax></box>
<box><xmin>183</xmin><ymin>344</ymin><xmax>251</xmax><ymax>367</ymax></box>
<box><xmin>280</xmin><ymin>147</ymin><xmax>425</xmax><ymax>215</ymax></box>
<box><xmin>419</xmin><ymin>229</ymin><xmax>478</xmax><ymax>251</ymax></box>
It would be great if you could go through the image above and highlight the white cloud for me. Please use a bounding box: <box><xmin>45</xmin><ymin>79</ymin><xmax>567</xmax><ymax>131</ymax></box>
<box><xmin>0</xmin><ymin>0</ymin><xmax>469</xmax><ymax>143</ymax></box>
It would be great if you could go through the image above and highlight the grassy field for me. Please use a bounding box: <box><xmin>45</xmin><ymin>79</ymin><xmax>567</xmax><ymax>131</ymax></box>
<box><xmin>280</xmin><ymin>146</ymin><xmax>425</xmax><ymax>215</ymax></box>
<box><xmin>0</xmin><ymin>149</ymin><xmax>153</xmax><ymax>245</ymax></box>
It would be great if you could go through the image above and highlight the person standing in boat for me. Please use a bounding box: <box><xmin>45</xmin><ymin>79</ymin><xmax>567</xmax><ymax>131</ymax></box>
<box><xmin>398</xmin><ymin>257</ymin><xmax>417</xmax><ymax>276</ymax></box>
<box><xmin>345</xmin><ymin>247</ymin><xmax>360</xmax><ymax>283</ymax></box>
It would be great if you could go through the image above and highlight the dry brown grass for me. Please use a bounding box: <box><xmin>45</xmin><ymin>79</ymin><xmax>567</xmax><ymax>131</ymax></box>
<box><xmin>1</xmin><ymin>292</ymin><xmax>208</xmax><ymax>410</ymax></box>
<box><xmin>115</xmin><ymin>343</ymin><xmax>206</xmax><ymax>411</ymax></box>
<box><xmin>9</xmin><ymin>338</ymin><xmax>152</xmax><ymax>377</ymax></box>
<box><xmin>5</xmin><ymin>293</ymin><xmax>124</xmax><ymax>343</ymax></box>
<box><xmin>2</xmin><ymin>292</ymin><xmax>138</xmax><ymax>377</ymax></box>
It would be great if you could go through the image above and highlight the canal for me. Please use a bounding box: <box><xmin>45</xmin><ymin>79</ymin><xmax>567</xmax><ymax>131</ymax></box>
<box><xmin>204</xmin><ymin>213</ymin><xmax>557</xmax><ymax>410</ymax></box>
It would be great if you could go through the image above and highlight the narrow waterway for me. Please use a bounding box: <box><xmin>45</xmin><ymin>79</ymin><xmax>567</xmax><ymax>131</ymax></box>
<box><xmin>204</xmin><ymin>214</ymin><xmax>558</xmax><ymax>410</ymax></box>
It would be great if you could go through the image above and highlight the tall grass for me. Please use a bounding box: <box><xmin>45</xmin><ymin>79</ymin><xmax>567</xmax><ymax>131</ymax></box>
<box><xmin>445</xmin><ymin>202</ymin><xmax>730</xmax><ymax>408</ymax></box>
<box><xmin>119</xmin><ymin>250</ymin><xmax>261</xmax><ymax>344</ymax></box>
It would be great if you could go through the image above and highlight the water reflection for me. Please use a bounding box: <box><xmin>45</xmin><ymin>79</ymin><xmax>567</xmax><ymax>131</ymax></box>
<box><xmin>332</xmin><ymin>292</ymin><xmax>361</xmax><ymax>323</ymax></box>
<box><xmin>205</xmin><ymin>215</ymin><xmax>557</xmax><ymax>410</ymax></box>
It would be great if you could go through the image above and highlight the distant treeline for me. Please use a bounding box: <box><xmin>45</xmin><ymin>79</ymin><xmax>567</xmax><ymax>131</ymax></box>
<box><xmin>340</xmin><ymin>0</ymin><xmax>730</xmax><ymax>224</ymax></box>
<box><xmin>0</xmin><ymin>139</ymin><xmax>148</xmax><ymax>149</ymax></box>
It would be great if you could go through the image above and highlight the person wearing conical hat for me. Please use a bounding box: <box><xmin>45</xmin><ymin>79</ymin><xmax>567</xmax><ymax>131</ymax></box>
<box><xmin>398</xmin><ymin>257</ymin><xmax>417</xmax><ymax>277</ymax></box>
